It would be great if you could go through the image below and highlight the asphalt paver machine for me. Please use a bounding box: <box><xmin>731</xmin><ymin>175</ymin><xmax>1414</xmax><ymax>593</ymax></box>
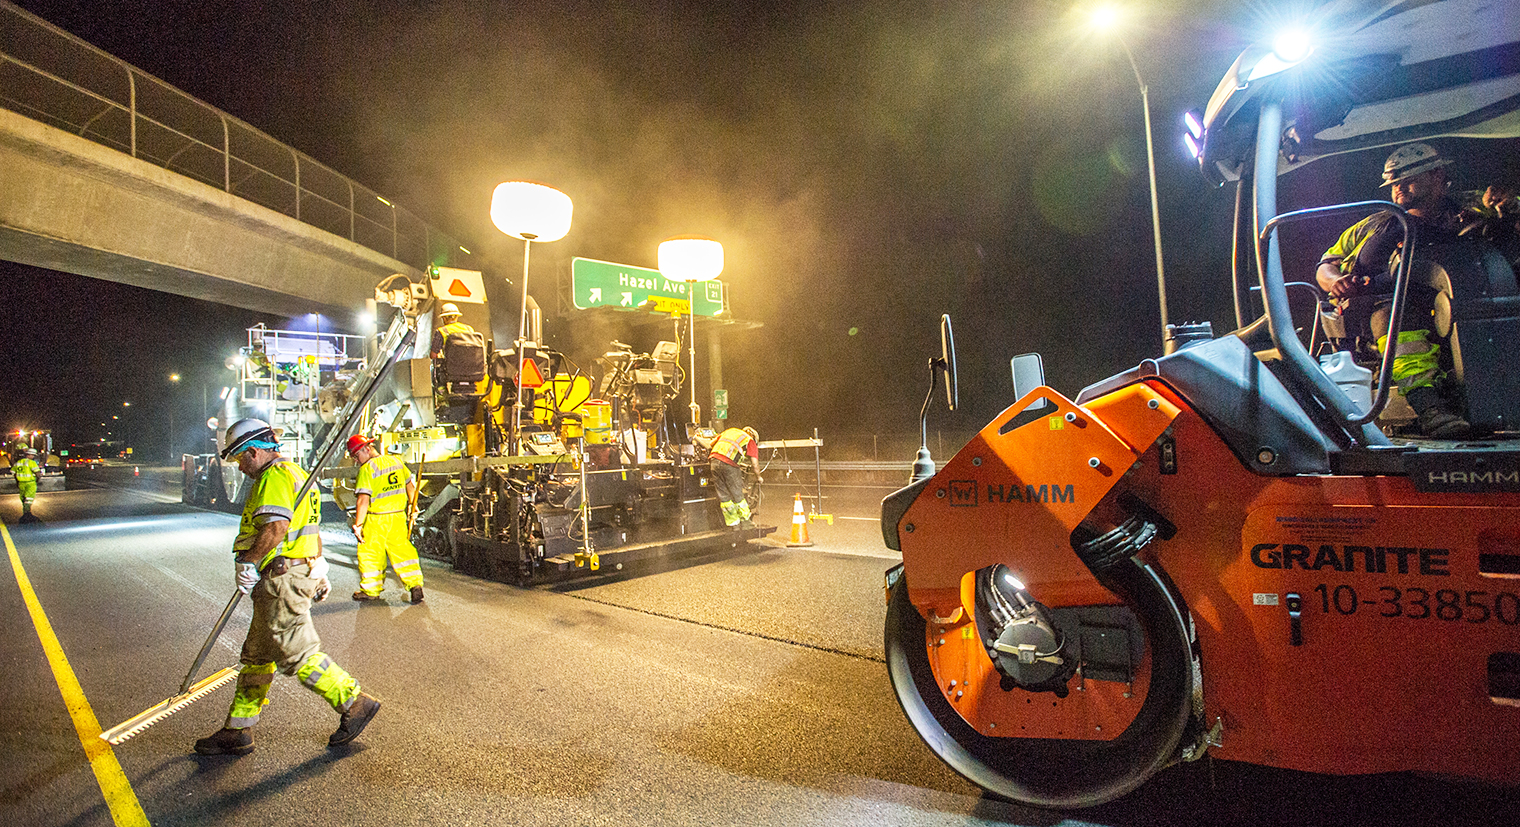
<box><xmin>881</xmin><ymin>0</ymin><xmax>1520</xmax><ymax>808</ymax></box>
<box><xmin>322</xmin><ymin>266</ymin><xmax>775</xmax><ymax>586</ymax></box>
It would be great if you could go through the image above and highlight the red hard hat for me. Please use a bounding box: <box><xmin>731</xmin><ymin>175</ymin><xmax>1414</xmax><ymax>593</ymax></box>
<box><xmin>346</xmin><ymin>434</ymin><xmax>373</xmax><ymax>454</ymax></box>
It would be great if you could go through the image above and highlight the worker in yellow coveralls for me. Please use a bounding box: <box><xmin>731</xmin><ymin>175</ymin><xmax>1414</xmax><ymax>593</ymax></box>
<box><xmin>346</xmin><ymin>434</ymin><xmax>424</xmax><ymax>604</ymax></box>
<box><xmin>12</xmin><ymin>448</ymin><xmax>40</xmax><ymax>515</ymax></box>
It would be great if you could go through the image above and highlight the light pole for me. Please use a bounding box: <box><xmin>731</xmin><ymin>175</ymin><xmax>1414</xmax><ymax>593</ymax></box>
<box><xmin>657</xmin><ymin>237</ymin><xmax>724</xmax><ymax>427</ymax></box>
<box><xmin>168</xmin><ymin>373</ymin><xmax>180</xmax><ymax>463</ymax></box>
<box><xmin>1090</xmin><ymin>5</ymin><xmax>1168</xmax><ymax>349</ymax></box>
<box><xmin>490</xmin><ymin>181</ymin><xmax>573</xmax><ymax>453</ymax></box>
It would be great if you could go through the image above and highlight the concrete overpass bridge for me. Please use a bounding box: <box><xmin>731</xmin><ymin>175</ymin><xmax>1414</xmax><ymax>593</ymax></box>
<box><xmin>0</xmin><ymin>1</ymin><xmax>472</xmax><ymax>318</ymax></box>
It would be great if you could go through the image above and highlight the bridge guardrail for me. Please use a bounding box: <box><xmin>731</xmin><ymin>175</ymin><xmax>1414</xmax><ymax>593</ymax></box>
<box><xmin>0</xmin><ymin>1</ymin><xmax>468</xmax><ymax>273</ymax></box>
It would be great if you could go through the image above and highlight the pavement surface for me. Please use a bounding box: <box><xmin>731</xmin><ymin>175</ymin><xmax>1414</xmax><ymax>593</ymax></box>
<box><xmin>0</xmin><ymin>469</ymin><xmax>1515</xmax><ymax>826</ymax></box>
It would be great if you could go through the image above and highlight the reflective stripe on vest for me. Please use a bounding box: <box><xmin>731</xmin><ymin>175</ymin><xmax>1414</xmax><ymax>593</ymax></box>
<box><xmin>710</xmin><ymin>429</ymin><xmax>750</xmax><ymax>464</ymax></box>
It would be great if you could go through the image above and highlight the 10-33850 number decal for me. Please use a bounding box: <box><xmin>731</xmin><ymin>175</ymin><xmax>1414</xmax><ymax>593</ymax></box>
<box><xmin>1312</xmin><ymin>583</ymin><xmax>1520</xmax><ymax>624</ymax></box>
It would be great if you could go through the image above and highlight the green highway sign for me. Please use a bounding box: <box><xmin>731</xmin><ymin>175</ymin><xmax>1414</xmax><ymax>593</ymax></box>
<box><xmin>571</xmin><ymin>257</ymin><xmax>725</xmax><ymax>316</ymax></box>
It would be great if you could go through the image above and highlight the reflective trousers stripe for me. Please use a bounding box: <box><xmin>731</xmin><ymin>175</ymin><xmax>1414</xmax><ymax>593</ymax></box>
<box><xmin>294</xmin><ymin>651</ymin><xmax>360</xmax><ymax>712</ymax></box>
<box><xmin>227</xmin><ymin>652</ymin><xmax>359</xmax><ymax>726</ymax></box>
<box><xmin>226</xmin><ymin>662</ymin><xmax>278</xmax><ymax>729</ymax></box>
<box><xmin>719</xmin><ymin>500</ymin><xmax>751</xmax><ymax>527</ymax></box>
<box><xmin>355</xmin><ymin>510</ymin><xmax>422</xmax><ymax>592</ymax></box>
<box><xmin>1378</xmin><ymin>329</ymin><xmax>1442</xmax><ymax>392</ymax></box>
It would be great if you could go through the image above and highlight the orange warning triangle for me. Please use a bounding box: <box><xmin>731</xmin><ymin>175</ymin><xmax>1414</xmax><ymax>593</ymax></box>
<box><xmin>448</xmin><ymin>279</ymin><xmax>473</xmax><ymax>298</ymax></box>
<box><xmin>519</xmin><ymin>358</ymin><xmax>546</xmax><ymax>389</ymax></box>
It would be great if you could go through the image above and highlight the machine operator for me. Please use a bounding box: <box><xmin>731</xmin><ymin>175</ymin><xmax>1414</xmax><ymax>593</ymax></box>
<box><xmin>194</xmin><ymin>418</ymin><xmax>381</xmax><ymax>757</ymax></box>
<box><xmin>709</xmin><ymin>426</ymin><xmax>763</xmax><ymax>529</ymax></box>
<box><xmin>1315</xmin><ymin>142</ymin><xmax>1474</xmax><ymax>438</ymax></box>
<box><xmin>431</xmin><ymin>303</ymin><xmax>486</xmax><ymax>426</ymax></box>
<box><xmin>346</xmin><ymin>434</ymin><xmax>424</xmax><ymax>604</ymax></box>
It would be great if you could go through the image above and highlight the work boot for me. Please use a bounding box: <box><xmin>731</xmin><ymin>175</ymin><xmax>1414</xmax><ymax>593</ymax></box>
<box><xmin>736</xmin><ymin>519</ymin><xmax>756</xmax><ymax>530</ymax></box>
<box><xmin>329</xmin><ymin>692</ymin><xmax>381</xmax><ymax>747</ymax></box>
<box><xmin>1406</xmin><ymin>386</ymin><xmax>1471</xmax><ymax>439</ymax></box>
<box><xmin>194</xmin><ymin>727</ymin><xmax>254</xmax><ymax>756</ymax></box>
<box><xmin>352</xmin><ymin>591</ymin><xmax>380</xmax><ymax>601</ymax></box>
<box><xmin>409</xmin><ymin>586</ymin><xmax>424</xmax><ymax>604</ymax></box>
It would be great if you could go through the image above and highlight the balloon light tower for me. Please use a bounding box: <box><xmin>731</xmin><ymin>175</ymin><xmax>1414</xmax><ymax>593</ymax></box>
<box><xmin>490</xmin><ymin>181</ymin><xmax>573</xmax><ymax>451</ymax></box>
<box><xmin>657</xmin><ymin>236</ymin><xmax>724</xmax><ymax>425</ymax></box>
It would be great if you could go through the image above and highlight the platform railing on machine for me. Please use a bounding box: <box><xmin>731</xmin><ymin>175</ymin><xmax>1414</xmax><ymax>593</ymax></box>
<box><xmin>0</xmin><ymin>1</ymin><xmax>467</xmax><ymax>271</ymax></box>
<box><xmin>236</xmin><ymin>326</ymin><xmax>369</xmax><ymax>433</ymax></box>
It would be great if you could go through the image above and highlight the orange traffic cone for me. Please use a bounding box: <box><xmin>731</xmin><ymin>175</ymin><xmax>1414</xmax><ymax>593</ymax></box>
<box><xmin>133</xmin><ymin>466</ymin><xmax>140</xmax><ymax>477</ymax></box>
<box><xmin>786</xmin><ymin>493</ymin><xmax>813</xmax><ymax>548</ymax></box>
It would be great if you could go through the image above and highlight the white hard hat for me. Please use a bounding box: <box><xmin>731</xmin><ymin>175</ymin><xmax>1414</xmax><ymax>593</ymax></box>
<box><xmin>221</xmin><ymin>418</ymin><xmax>276</xmax><ymax>460</ymax></box>
<box><xmin>439</xmin><ymin>302</ymin><xmax>462</xmax><ymax>319</ymax></box>
<box><xmin>742</xmin><ymin>426</ymin><xmax>759</xmax><ymax>443</ymax></box>
<box><xmin>1381</xmin><ymin>143</ymin><xmax>1451</xmax><ymax>186</ymax></box>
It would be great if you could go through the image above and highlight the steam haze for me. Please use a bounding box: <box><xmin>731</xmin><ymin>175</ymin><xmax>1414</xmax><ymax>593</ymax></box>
<box><xmin>7</xmin><ymin>0</ymin><xmax>1424</xmax><ymax>454</ymax></box>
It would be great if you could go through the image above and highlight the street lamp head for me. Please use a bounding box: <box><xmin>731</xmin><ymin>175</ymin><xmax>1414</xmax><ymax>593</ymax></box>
<box><xmin>170</xmin><ymin>373</ymin><xmax>180</xmax><ymax>382</ymax></box>
<box><xmin>490</xmin><ymin>181</ymin><xmax>573</xmax><ymax>242</ymax></box>
<box><xmin>1271</xmin><ymin>27</ymin><xmax>1313</xmax><ymax>64</ymax></box>
<box><xmin>658</xmin><ymin>236</ymin><xmax>724</xmax><ymax>283</ymax></box>
<box><xmin>1088</xmin><ymin>4</ymin><xmax>1124</xmax><ymax>32</ymax></box>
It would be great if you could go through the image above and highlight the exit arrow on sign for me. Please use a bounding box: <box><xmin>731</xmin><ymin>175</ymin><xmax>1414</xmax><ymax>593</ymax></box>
<box><xmin>571</xmin><ymin>257</ymin><xmax>724</xmax><ymax>316</ymax></box>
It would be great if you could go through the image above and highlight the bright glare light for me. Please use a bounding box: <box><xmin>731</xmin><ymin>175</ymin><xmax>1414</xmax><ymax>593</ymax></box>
<box><xmin>658</xmin><ymin>237</ymin><xmax>724</xmax><ymax>283</ymax></box>
<box><xmin>1184</xmin><ymin>133</ymin><xmax>1201</xmax><ymax>159</ymax></box>
<box><xmin>490</xmin><ymin>181</ymin><xmax>573</xmax><ymax>242</ymax></box>
<box><xmin>357</xmin><ymin>310</ymin><xmax>374</xmax><ymax>327</ymax></box>
<box><xmin>169</xmin><ymin>373</ymin><xmax>180</xmax><ymax>382</ymax></box>
<box><xmin>1272</xmin><ymin>28</ymin><xmax>1313</xmax><ymax>63</ymax></box>
<box><xmin>1184</xmin><ymin>110</ymin><xmax>1203</xmax><ymax>139</ymax></box>
<box><xmin>1003</xmin><ymin>571</ymin><xmax>1027</xmax><ymax>591</ymax></box>
<box><xmin>1089</xmin><ymin>4</ymin><xmax>1123</xmax><ymax>31</ymax></box>
<box><xmin>219</xmin><ymin>386</ymin><xmax>231</xmax><ymax>400</ymax></box>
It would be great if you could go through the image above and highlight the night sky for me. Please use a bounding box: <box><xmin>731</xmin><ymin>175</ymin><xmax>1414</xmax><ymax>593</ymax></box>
<box><xmin>4</xmin><ymin>1</ymin><xmax>1518</xmax><ymax>461</ymax></box>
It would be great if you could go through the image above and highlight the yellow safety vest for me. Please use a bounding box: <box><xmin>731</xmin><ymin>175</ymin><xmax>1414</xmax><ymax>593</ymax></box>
<box><xmin>710</xmin><ymin>428</ymin><xmax>753</xmax><ymax>466</ymax></box>
<box><xmin>356</xmin><ymin>454</ymin><xmax>411</xmax><ymax>515</ymax></box>
<box><xmin>12</xmin><ymin>458</ymin><xmax>38</xmax><ymax>482</ymax></box>
<box><xmin>235</xmin><ymin>460</ymin><xmax>321</xmax><ymax>569</ymax></box>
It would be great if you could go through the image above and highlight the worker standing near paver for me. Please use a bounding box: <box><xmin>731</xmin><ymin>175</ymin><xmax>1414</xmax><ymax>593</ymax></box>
<box><xmin>708</xmin><ymin>426</ymin><xmax>763</xmax><ymax>530</ymax></box>
<box><xmin>347</xmin><ymin>434</ymin><xmax>424</xmax><ymax>603</ymax></box>
<box><xmin>12</xmin><ymin>448</ymin><xmax>39</xmax><ymax>515</ymax></box>
<box><xmin>194</xmin><ymin>418</ymin><xmax>380</xmax><ymax>756</ymax></box>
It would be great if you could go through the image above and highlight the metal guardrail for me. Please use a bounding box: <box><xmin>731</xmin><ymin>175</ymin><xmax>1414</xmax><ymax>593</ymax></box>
<box><xmin>0</xmin><ymin>1</ymin><xmax>469</xmax><ymax>273</ymax></box>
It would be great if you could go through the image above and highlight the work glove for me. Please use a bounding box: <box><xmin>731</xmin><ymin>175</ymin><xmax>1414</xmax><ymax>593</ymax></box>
<box><xmin>308</xmin><ymin>556</ymin><xmax>332</xmax><ymax>602</ymax></box>
<box><xmin>235</xmin><ymin>561</ymin><xmax>260</xmax><ymax>595</ymax></box>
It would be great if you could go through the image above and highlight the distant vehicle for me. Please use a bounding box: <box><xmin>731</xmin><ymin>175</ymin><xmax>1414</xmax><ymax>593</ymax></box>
<box><xmin>63</xmin><ymin>442</ymin><xmax>120</xmax><ymax>467</ymax></box>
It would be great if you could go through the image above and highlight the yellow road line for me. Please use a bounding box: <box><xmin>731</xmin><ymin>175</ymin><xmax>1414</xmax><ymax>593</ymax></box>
<box><xmin>2</xmin><ymin>522</ymin><xmax>151</xmax><ymax>827</ymax></box>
